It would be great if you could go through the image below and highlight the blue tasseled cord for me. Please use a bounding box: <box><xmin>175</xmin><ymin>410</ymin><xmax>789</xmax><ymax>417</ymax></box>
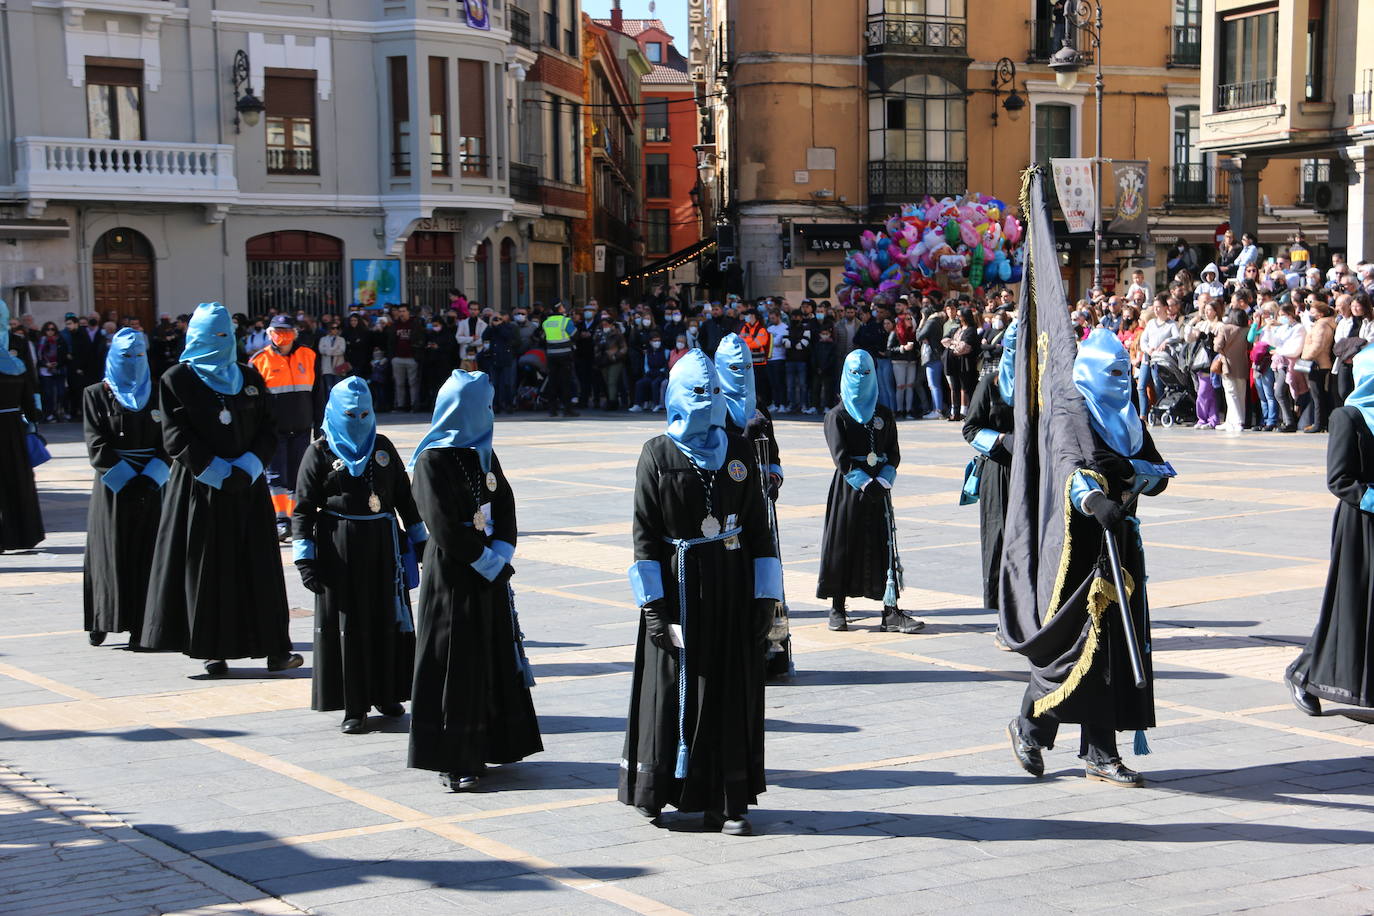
<box><xmin>1128</xmin><ymin>515</ymin><xmax>1151</xmax><ymax>757</ymax></box>
<box><xmin>323</xmin><ymin>510</ymin><xmax>414</xmax><ymax>633</ymax></box>
<box><xmin>508</xmin><ymin>584</ymin><xmax>536</xmax><ymax>688</ymax></box>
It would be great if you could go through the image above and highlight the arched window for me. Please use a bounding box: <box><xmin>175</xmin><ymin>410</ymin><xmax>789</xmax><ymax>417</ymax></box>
<box><xmin>867</xmin><ymin>74</ymin><xmax>966</xmax><ymax>197</ymax></box>
<box><xmin>473</xmin><ymin>240</ymin><xmax>491</xmax><ymax>309</ymax></box>
<box><xmin>404</xmin><ymin>231</ymin><xmax>456</xmax><ymax>313</ymax></box>
<box><xmin>245</xmin><ymin>231</ymin><xmax>342</xmax><ymax>317</ymax></box>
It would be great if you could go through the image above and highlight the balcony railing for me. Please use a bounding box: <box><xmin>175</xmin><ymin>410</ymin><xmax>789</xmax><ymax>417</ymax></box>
<box><xmin>266</xmin><ymin>147</ymin><xmax>316</xmax><ymax>175</ymax></box>
<box><xmin>1027</xmin><ymin>18</ymin><xmax>1093</xmax><ymax>65</ymax></box>
<box><xmin>868</xmin><ymin>160</ymin><xmax>967</xmax><ymax>202</ymax></box>
<box><xmin>1164</xmin><ymin>163</ymin><xmax>1229</xmax><ymax>207</ymax></box>
<box><xmin>865</xmin><ymin>13</ymin><xmax>967</xmax><ymax>52</ymax></box>
<box><xmin>1351</xmin><ymin>68</ymin><xmax>1373</xmax><ymax>118</ymax></box>
<box><xmin>1168</xmin><ymin>24</ymin><xmax>1200</xmax><ymax>67</ymax></box>
<box><xmin>14</xmin><ymin>137</ymin><xmax>237</xmax><ymax>200</ymax></box>
<box><xmin>1217</xmin><ymin>78</ymin><xmax>1276</xmax><ymax>112</ymax></box>
<box><xmin>460</xmin><ymin>153</ymin><xmax>490</xmax><ymax>178</ymax></box>
<box><xmin>510</xmin><ymin>162</ymin><xmax>540</xmax><ymax>204</ymax></box>
<box><xmin>1298</xmin><ymin>160</ymin><xmax>1330</xmax><ymax>206</ymax></box>
<box><xmin>510</xmin><ymin>7</ymin><xmax>531</xmax><ymax>49</ymax></box>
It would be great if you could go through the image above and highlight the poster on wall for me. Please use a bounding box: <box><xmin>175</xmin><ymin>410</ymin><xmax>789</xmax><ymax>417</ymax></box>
<box><xmin>1050</xmin><ymin>158</ymin><xmax>1095</xmax><ymax>234</ymax></box>
<box><xmin>805</xmin><ymin>268</ymin><xmax>832</xmax><ymax>299</ymax></box>
<box><xmin>1108</xmin><ymin>160</ymin><xmax>1149</xmax><ymax>236</ymax></box>
<box><xmin>352</xmin><ymin>259</ymin><xmax>402</xmax><ymax>309</ymax></box>
<box><xmin>463</xmin><ymin>0</ymin><xmax>490</xmax><ymax>30</ymax></box>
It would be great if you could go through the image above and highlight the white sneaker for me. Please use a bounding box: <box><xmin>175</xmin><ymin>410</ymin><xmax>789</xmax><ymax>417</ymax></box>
<box><xmin>922</xmin><ymin>410</ymin><xmax>940</xmax><ymax>420</ymax></box>
<box><xmin>628</xmin><ymin>404</ymin><xmax>643</xmax><ymax>413</ymax></box>
<box><xmin>652</xmin><ymin>405</ymin><xmax>663</xmax><ymax>412</ymax></box>
<box><xmin>803</xmin><ymin>407</ymin><xmax>818</xmax><ymax>415</ymax></box>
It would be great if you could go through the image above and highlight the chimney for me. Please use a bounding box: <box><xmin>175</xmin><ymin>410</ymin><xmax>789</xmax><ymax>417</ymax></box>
<box><xmin>611</xmin><ymin>0</ymin><xmax>622</xmax><ymax>30</ymax></box>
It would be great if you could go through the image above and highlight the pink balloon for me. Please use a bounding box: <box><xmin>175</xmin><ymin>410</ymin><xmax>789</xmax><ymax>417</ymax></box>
<box><xmin>1003</xmin><ymin>216</ymin><xmax>1022</xmax><ymax>245</ymax></box>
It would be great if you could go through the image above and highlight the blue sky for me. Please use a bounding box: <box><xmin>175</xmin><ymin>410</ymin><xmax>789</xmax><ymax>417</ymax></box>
<box><xmin>581</xmin><ymin>0</ymin><xmax>688</xmax><ymax>45</ymax></box>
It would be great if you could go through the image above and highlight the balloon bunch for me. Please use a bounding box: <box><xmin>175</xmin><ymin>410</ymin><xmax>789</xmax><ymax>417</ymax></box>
<box><xmin>836</xmin><ymin>193</ymin><xmax>1024</xmax><ymax>308</ymax></box>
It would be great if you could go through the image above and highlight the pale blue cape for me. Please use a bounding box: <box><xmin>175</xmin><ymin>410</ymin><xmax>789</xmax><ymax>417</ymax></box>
<box><xmin>1073</xmin><ymin>328</ymin><xmax>1143</xmax><ymax>457</ymax></box>
<box><xmin>998</xmin><ymin>320</ymin><xmax>1018</xmax><ymax>406</ymax></box>
<box><xmin>713</xmin><ymin>332</ymin><xmax>756</xmax><ymax>429</ymax></box>
<box><xmin>410</xmin><ymin>370</ymin><xmax>494</xmax><ymax>471</ymax></box>
<box><xmin>323</xmin><ymin>377</ymin><xmax>378</xmax><ymax>477</ymax></box>
<box><xmin>1343</xmin><ymin>347</ymin><xmax>1374</xmax><ymax>434</ymax></box>
<box><xmin>841</xmin><ymin>349</ymin><xmax>878</xmax><ymax>424</ymax></box>
<box><xmin>665</xmin><ymin>349</ymin><xmax>727</xmax><ymax>470</ymax></box>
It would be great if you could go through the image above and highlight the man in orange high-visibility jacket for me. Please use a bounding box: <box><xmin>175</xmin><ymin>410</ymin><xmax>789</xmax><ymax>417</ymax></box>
<box><xmin>739</xmin><ymin>309</ymin><xmax>772</xmax><ymax>371</ymax></box>
<box><xmin>251</xmin><ymin>315</ymin><xmax>324</xmax><ymax>542</ymax></box>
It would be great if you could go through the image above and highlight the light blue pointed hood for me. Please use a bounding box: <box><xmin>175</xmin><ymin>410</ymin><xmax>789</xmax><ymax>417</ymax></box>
<box><xmin>0</xmin><ymin>300</ymin><xmax>27</xmax><ymax>376</ymax></box>
<box><xmin>323</xmin><ymin>376</ymin><xmax>377</xmax><ymax>477</ymax></box>
<box><xmin>665</xmin><ymin>349</ymin><xmax>728</xmax><ymax>470</ymax></box>
<box><xmin>104</xmin><ymin>328</ymin><xmax>152</xmax><ymax>411</ymax></box>
<box><xmin>841</xmin><ymin>349</ymin><xmax>878</xmax><ymax>424</ymax></box>
<box><xmin>410</xmin><ymin>370</ymin><xmax>494</xmax><ymax>471</ymax></box>
<box><xmin>1073</xmin><ymin>328</ymin><xmax>1143</xmax><ymax>457</ymax></box>
<box><xmin>180</xmin><ymin>302</ymin><xmax>243</xmax><ymax>395</ymax></box>
<box><xmin>1343</xmin><ymin>347</ymin><xmax>1374</xmax><ymax>435</ymax></box>
<box><xmin>713</xmin><ymin>332</ymin><xmax>756</xmax><ymax>429</ymax></box>
<box><xmin>998</xmin><ymin>320</ymin><xmax>1018</xmax><ymax>406</ymax></box>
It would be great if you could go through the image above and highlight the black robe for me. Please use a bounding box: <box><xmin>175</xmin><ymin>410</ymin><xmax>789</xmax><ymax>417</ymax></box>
<box><xmin>816</xmin><ymin>404</ymin><xmax>900</xmax><ymax>601</ymax></box>
<box><xmin>729</xmin><ymin>407</ymin><xmax>791</xmax><ymax>679</ymax></box>
<box><xmin>962</xmin><ymin>374</ymin><xmax>1015</xmax><ymax>610</ymax></box>
<box><xmin>408</xmin><ymin>447</ymin><xmax>542</xmax><ymax>776</ymax></box>
<box><xmin>620</xmin><ymin>434</ymin><xmax>774</xmax><ymax>815</ymax></box>
<box><xmin>1288</xmin><ymin>406</ymin><xmax>1374</xmax><ymax>707</ymax></box>
<box><xmin>0</xmin><ymin>370</ymin><xmax>43</xmax><ymax>550</ymax></box>
<box><xmin>293</xmin><ymin>434</ymin><xmax>422</xmax><ymax>714</ymax></box>
<box><xmin>82</xmin><ymin>383</ymin><xmax>167</xmax><ymax>636</ymax></box>
<box><xmin>141</xmin><ymin>363</ymin><xmax>293</xmax><ymax>660</ymax></box>
<box><xmin>1006</xmin><ymin>424</ymin><xmax>1164</xmax><ymax>731</ymax></box>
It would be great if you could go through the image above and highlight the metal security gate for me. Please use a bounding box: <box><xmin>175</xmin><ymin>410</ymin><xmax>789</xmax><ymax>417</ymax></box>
<box><xmin>245</xmin><ymin>231</ymin><xmax>344</xmax><ymax>317</ymax></box>
<box><xmin>404</xmin><ymin>231</ymin><xmax>457</xmax><ymax>314</ymax></box>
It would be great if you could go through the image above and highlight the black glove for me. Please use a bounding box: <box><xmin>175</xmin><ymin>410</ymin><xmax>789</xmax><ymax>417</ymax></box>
<box><xmin>641</xmin><ymin>599</ymin><xmax>675</xmax><ymax>651</ymax></box>
<box><xmin>497</xmin><ymin>563</ymin><xmax>516</xmax><ymax>585</ymax></box>
<box><xmin>1081</xmin><ymin>487</ymin><xmax>1124</xmax><ymax>531</ymax></box>
<box><xmin>995</xmin><ymin>432</ymin><xmax>1014</xmax><ymax>459</ymax></box>
<box><xmin>295</xmin><ymin>559</ymin><xmax>324</xmax><ymax>594</ymax></box>
<box><xmin>768</xmin><ymin>473</ymin><xmax>782</xmax><ymax>501</ymax></box>
<box><xmin>753</xmin><ymin>598</ymin><xmax>778</xmax><ymax>645</ymax></box>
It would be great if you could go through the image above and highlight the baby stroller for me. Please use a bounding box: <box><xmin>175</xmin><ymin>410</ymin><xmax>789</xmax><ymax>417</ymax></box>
<box><xmin>515</xmin><ymin>350</ymin><xmax>551</xmax><ymax>412</ymax></box>
<box><xmin>1147</xmin><ymin>339</ymin><xmax>1196</xmax><ymax>428</ymax></box>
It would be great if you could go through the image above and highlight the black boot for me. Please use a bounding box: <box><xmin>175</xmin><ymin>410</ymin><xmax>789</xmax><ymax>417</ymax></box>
<box><xmin>1085</xmin><ymin>758</ymin><xmax>1144</xmax><ymax>787</ymax></box>
<box><xmin>881</xmin><ymin>606</ymin><xmax>925</xmax><ymax>634</ymax></box>
<box><xmin>1007</xmin><ymin>718</ymin><xmax>1044</xmax><ymax>777</ymax></box>
<box><xmin>1289</xmin><ymin>677</ymin><xmax>1321</xmax><ymax>716</ymax></box>
<box><xmin>828</xmin><ymin>598</ymin><xmax>847</xmax><ymax>631</ymax></box>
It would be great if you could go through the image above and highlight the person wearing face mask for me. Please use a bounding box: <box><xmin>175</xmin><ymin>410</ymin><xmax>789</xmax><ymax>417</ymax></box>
<box><xmin>961</xmin><ymin>320</ymin><xmax>1017</xmax><ymax>616</ymax></box>
<box><xmin>661</xmin><ymin>307</ymin><xmax>684</xmax><ymax>347</ymax></box>
<box><xmin>573</xmin><ymin>305</ymin><xmax>603</xmax><ymax>410</ymax></box>
<box><xmin>408</xmin><ymin>371</ymin><xmax>541</xmax><ymax>790</ymax></box>
<box><xmin>82</xmin><ymin>328</ymin><xmax>170</xmax><ymax>649</ymax></box>
<box><xmin>594</xmin><ymin>316</ymin><xmax>628</xmax><ymax>410</ymax></box>
<box><xmin>293</xmin><ymin>377</ymin><xmax>426</xmax><ymax>734</ymax></box>
<box><xmin>1269</xmin><ymin>302</ymin><xmax>1307</xmax><ymax>432</ymax></box>
<box><xmin>622</xmin><ymin>350</ymin><xmax>781</xmax><ymax>835</ymax></box>
<box><xmin>1004</xmin><ymin>329</ymin><xmax>1172</xmax><ymax>789</ymax></box>
<box><xmin>141</xmin><ymin>302</ymin><xmax>302</xmax><ymax>677</ymax></box>
<box><xmin>538</xmin><ymin>302</ymin><xmax>579</xmax><ymax>418</ymax></box>
<box><xmin>510</xmin><ymin>309</ymin><xmax>535</xmax><ymax>354</ymax></box>
<box><xmin>630</xmin><ymin>332</ymin><xmax>669</xmax><ymax>412</ymax></box>
<box><xmin>818</xmin><ymin>350</ymin><xmax>923</xmax><ymax>635</ymax></box>
<box><xmin>250</xmin><ymin>315</ymin><xmax>325</xmax><ymax>542</ymax></box>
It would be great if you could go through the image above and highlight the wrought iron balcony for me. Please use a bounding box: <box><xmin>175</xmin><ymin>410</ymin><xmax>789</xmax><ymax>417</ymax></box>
<box><xmin>510</xmin><ymin>162</ymin><xmax>540</xmax><ymax>204</ymax></box>
<box><xmin>1217</xmin><ymin>78</ymin><xmax>1276</xmax><ymax>112</ymax></box>
<box><xmin>1168</xmin><ymin>24</ymin><xmax>1200</xmax><ymax>67</ymax></box>
<box><xmin>1164</xmin><ymin>164</ymin><xmax>1229</xmax><ymax>207</ymax></box>
<box><xmin>868</xmin><ymin>160</ymin><xmax>967</xmax><ymax>203</ymax></box>
<box><xmin>14</xmin><ymin>136</ymin><xmax>237</xmax><ymax>203</ymax></box>
<box><xmin>510</xmin><ymin>7</ymin><xmax>531</xmax><ymax>49</ymax></box>
<box><xmin>865</xmin><ymin>13</ymin><xmax>966</xmax><ymax>52</ymax></box>
<box><xmin>1027</xmin><ymin>18</ymin><xmax>1093</xmax><ymax>65</ymax></box>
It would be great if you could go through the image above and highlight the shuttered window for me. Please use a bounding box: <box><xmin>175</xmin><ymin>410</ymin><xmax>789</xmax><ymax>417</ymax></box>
<box><xmin>429</xmin><ymin>58</ymin><xmax>449</xmax><ymax>176</ymax></box>
<box><xmin>458</xmin><ymin>60</ymin><xmax>487</xmax><ymax>177</ymax></box>
<box><xmin>390</xmin><ymin>57</ymin><xmax>411</xmax><ymax>177</ymax></box>
<box><xmin>86</xmin><ymin>59</ymin><xmax>143</xmax><ymax>141</ymax></box>
<box><xmin>265</xmin><ymin>71</ymin><xmax>317</xmax><ymax>175</ymax></box>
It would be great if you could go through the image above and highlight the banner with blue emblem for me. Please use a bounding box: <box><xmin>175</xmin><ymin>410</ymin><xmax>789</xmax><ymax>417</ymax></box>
<box><xmin>464</xmin><ymin>0</ymin><xmax>490</xmax><ymax>30</ymax></box>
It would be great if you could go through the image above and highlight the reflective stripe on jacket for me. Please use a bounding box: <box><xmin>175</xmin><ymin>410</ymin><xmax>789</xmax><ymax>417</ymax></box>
<box><xmin>250</xmin><ymin>345</ymin><xmax>318</xmax><ymax>432</ymax></box>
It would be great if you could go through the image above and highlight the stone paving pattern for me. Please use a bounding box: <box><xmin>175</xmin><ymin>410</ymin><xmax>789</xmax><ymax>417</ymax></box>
<box><xmin>1</xmin><ymin>416</ymin><xmax>1372</xmax><ymax>915</ymax></box>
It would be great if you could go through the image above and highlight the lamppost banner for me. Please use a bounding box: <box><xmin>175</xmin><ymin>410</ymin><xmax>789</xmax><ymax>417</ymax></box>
<box><xmin>1109</xmin><ymin>160</ymin><xmax>1149</xmax><ymax>236</ymax></box>
<box><xmin>1051</xmin><ymin>159</ymin><xmax>1095</xmax><ymax>233</ymax></box>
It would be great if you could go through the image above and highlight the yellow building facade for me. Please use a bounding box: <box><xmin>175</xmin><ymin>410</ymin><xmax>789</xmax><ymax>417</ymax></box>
<box><xmin>699</xmin><ymin>0</ymin><xmax>1321</xmax><ymax>301</ymax></box>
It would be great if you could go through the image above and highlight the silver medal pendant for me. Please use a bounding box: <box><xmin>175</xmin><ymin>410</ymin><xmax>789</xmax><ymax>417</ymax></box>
<box><xmin>486</xmin><ymin>471</ymin><xmax>498</xmax><ymax>492</ymax></box>
<box><xmin>866</xmin><ymin>451</ymin><xmax>879</xmax><ymax>467</ymax></box>
<box><xmin>473</xmin><ymin>509</ymin><xmax>486</xmax><ymax>529</ymax></box>
<box><xmin>701</xmin><ymin>515</ymin><xmax>721</xmax><ymax>537</ymax></box>
<box><xmin>218</xmin><ymin>408</ymin><xmax>232</xmax><ymax>426</ymax></box>
<box><xmin>368</xmin><ymin>492</ymin><xmax>381</xmax><ymax>512</ymax></box>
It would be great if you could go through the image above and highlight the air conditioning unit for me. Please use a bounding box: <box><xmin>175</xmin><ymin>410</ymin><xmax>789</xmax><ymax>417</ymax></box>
<box><xmin>1313</xmin><ymin>181</ymin><xmax>1347</xmax><ymax>213</ymax></box>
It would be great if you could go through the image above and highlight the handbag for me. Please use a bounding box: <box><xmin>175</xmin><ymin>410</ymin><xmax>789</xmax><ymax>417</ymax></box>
<box><xmin>26</xmin><ymin>432</ymin><xmax>51</xmax><ymax>467</ymax></box>
<box><xmin>1190</xmin><ymin>343</ymin><xmax>1214</xmax><ymax>373</ymax></box>
<box><xmin>334</xmin><ymin>360</ymin><xmax>352</xmax><ymax>377</ymax></box>
<box><xmin>1293</xmin><ymin>358</ymin><xmax>1315</xmax><ymax>375</ymax></box>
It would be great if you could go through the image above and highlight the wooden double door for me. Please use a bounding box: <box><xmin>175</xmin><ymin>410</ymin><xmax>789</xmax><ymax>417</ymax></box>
<box><xmin>93</xmin><ymin>228</ymin><xmax>156</xmax><ymax>331</ymax></box>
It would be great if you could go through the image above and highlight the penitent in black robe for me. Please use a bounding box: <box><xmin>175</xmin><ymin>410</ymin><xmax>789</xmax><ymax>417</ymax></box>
<box><xmin>293</xmin><ymin>434</ymin><xmax>422</xmax><ymax>715</ymax></box>
<box><xmin>1288</xmin><ymin>406</ymin><xmax>1374</xmax><ymax>708</ymax></box>
<box><xmin>620</xmin><ymin>433</ymin><xmax>775</xmax><ymax>815</ymax></box>
<box><xmin>728</xmin><ymin>406</ymin><xmax>790</xmax><ymax>679</ymax></box>
<box><xmin>82</xmin><ymin>383</ymin><xmax>167</xmax><ymax>637</ymax></box>
<box><xmin>962</xmin><ymin>373</ymin><xmax>1015</xmax><ymax>610</ymax></box>
<box><xmin>1005</xmin><ymin>423</ymin><xmax>1164</xmax><ymax>731</ymax></box>
<box><xmin>0</xmin><ymin>370</ymin><xmax>44</xmax><ymax>550</ymax></box>
<box><xmin>408</xmin><ymin>447</ymin><xmax>542</xmax><ymax>777</ymax></box>
<box><xmin>141</xmin><ymin>363</ymin><xmax>293</xmax><ymax>660</ymax></box>
<box><xmin>816</xmin><ymin>403</ymin><xmax>900</xmax><ymax>601</ymax></box>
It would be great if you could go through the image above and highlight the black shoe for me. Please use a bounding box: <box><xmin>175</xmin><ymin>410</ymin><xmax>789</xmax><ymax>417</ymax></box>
<box><xmin>880</xmin><ymin>607</ymin><xmax>925</xmax><ymax>634</ymax></box>
<box><xmin>266</xmin><ymin>653</ymin><xmax>304</xmax><ymax>672</ymax></box>
<box><xmin>441</xmin><ymin>772</ymin><xmax>481</xmax><ymax>791</ymax></box>
<box><xmin>203</xmin><ymin>659</ymin><xmax>228</xmax><ymax>677</ymax></box>
<box><xmin>635</xmin><ymin>804</ymin><xmax>661</xmax><ymax>819</ymax></box>
<box><xmin>1278</xmin><ymin>424</ymin><xmax>1298</xmax><ymax>433</ymax></box>
<box><xmin>562</xmin><ymin>409</ymin><xmax>580</xmax><ymax>417</ymax></box>
<box><xmin>341</xmin><ymin>717</ymin><xmax>367</xmax><ymax>734</ymax></box>
<box><xmin>1007</xmin><ymin>719</ymin><xmax>1044</xmax><ymax>777</ymax></box>
<box><xmin>88</xmin><ymin>631</ymin><xmax>106</xmax><ymax>647</ymax></box>
<box><xmin>376</xmin><ymin>703</ymin><xmax>405</xmax><ymax>718</ymax></box>
<box><xmin>277</xmin><ymin>527</ymin><xmax>292</xmax><ymax>544</ymax></box>
<box><xmin>1289</xmin><ymin>677</ymin><xmax>1321</xmax><ymax>716</ymax></box>
<box><xmin>1085</xmin><ymin>759</ymin><xmax>1144</xmax><ymax>787</ymax></box>
<box><xmin>1303</xmin><ymin>426</ymin><xmax>1326</xmax><ymax>434</ymax></box>
<box><xmin>703</xmin><ymin>810</ymin><xmax>753</xmax><ymax>834</ymax></box>
<box><xmin>828</xmin><ymin>609</ymin><xmax>848</xmax><ymax>631</ymax></box>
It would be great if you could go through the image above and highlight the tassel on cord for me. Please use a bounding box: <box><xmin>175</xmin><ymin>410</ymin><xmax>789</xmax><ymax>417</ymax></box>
<box><xmin>1134</xmin><ymin>729</ymin><xmax>1151</xmax><ymax>756</ymax></box>
<box><xmin>674</xmin><ymin>540</ymin><xmax>691</xmax><ymax>780</ymax></box>
<box><xmin>674</xmin><ymin>742</ymin><xmax>690</xmax><ymax>779</ymax></box>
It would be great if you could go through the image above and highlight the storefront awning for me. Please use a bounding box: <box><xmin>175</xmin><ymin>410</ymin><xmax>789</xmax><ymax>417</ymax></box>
<box><xmin>619</xmin><ymin>238</ymin><xmax>716</xmax><ymax>284</ymax></box>
<box><xmin>0</xmin><ymin>218</ymin><xmax>70</xmax><ymax>240</ymax></box>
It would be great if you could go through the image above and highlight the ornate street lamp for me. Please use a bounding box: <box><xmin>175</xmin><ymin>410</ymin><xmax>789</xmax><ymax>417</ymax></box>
<box><xmin>231</xmin><ymin>50</ymin><xmax>265</xmax><ymax>133</ymax></box>
<box><xmin>1048</xmin><ymin>0</ymin><xmax>1105</xmax><ymax>291</ymax></box>
<box><xmin>991</xmin><ymin>57</ymin><xmax>1024</xmax><ymax>126</ymax></box>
